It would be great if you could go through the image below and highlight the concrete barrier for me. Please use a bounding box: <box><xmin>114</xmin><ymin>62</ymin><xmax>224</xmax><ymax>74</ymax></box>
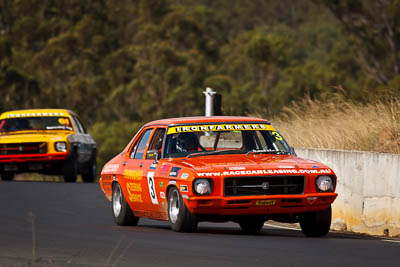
<box><xmin>296</xmin><ymin>148</ymin><xmax>400</xmax><ymax>237</ymax></box>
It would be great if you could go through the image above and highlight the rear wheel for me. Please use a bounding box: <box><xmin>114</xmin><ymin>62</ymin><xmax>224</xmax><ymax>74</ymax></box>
<box><xmin>168</xmin><ymin>187</ymin><xmax>198</xmax><ymax>232</ymax></box>
<box><xmin>112</xmin><ymin>183</ymin><xmax>139</xmax><ymax>226</ymax></box>
<box><xmin>239</xmin><ymin>216</ymin><xmax>265</xmax><ymax>234</ymax></box>
<box><xmin>299</xmin><ymin>205</ymin><xmax>332</xmax><ymax>237</ymax></box>
<box><xmin>1</xmin><ymin>173</ymin><xmax>14</xmax><ymax>181</ymax></box>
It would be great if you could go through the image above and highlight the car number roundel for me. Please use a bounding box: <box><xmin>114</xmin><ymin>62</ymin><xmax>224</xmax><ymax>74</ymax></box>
<box><xmin>146</xmin><ymin>171</ymin><xmax>159</xmax><ymax>205</ymax></box>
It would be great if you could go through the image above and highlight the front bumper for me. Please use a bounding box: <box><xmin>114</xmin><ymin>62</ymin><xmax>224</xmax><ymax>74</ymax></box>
<box><xmin>0</xmin><ymin>152</ymin><xmax>69</xmax><ymax>174</ymax></box>
<box><xmin>0</xmin><ymin>152</ymin><xmax>69</xmax><ymax>163</ymax></box>
<box><xmin>185</xmin><ymin>192</ymin><xmax>338</xmax><ymax>215</ymax></box>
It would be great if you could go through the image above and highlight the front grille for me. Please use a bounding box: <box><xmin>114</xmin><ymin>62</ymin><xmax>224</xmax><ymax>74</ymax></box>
<box><xmin>224</xmin><ymin>176</ymin><xmax>304</xmax><ymax>196</ymax></box>
<box><xmin>0</xmin><ymin>142</ymin><xmax>47</xmax><ymax>155</ymax></box>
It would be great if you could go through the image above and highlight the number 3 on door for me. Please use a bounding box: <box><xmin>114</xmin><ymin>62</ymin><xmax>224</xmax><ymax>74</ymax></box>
<box><xmin>147</xmin><ymin>171</ymin><xmax>159</xmax><ymax>205</ymax></box>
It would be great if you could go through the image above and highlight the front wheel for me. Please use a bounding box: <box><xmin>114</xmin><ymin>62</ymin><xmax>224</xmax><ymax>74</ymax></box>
<box><xmin>82</xmin><ymin>157</ymin><xmax>96</xmax><ymax>183</ymax></box>
<box><xmin>63</xmin><ymin>153</ymin><xmax>78</xmax><ymax>183</ymax></box>
<box><xmin>112</xmin><ymin>183</ymin><xmax>139</xmax><ymax>226</ymax></box>
<box><xmin>299</xmin><ymin>205</ymin><xmax>332</xmax><ymax>237</ymax></box>
<box><xmin>168</xmin><ymin>187</ymin><xmax>198</xmax><ymax>232</ymax></box>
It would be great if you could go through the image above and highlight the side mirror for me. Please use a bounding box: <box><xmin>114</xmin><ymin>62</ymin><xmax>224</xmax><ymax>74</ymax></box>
<box><xmin>146</xmin><ymin>149</ymin><xmax>160</xmax><ymax>160</ymax></box>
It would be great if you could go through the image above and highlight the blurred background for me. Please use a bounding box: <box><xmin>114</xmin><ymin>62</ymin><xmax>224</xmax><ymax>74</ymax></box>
<box><xmin>1</xmin><ymin>0</ymin><xmax>399</xmax><ymax>176</ymax></box>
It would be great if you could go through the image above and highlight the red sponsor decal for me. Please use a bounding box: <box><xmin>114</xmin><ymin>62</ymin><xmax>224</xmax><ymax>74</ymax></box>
<box><xmin>161</xmin><ymin>164</ymin><xmax>171</xmax><ymax>172</ymax></box>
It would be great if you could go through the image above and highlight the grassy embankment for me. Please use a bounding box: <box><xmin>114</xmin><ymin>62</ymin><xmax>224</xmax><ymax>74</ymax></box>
<box><xmin>271</xmin><ymin>97</ymin><xmax>400</xmax><ymax>154</ymax></box>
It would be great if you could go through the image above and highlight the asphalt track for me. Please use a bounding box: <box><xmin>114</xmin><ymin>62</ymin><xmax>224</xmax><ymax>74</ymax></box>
<box><xmin>0</xmin><ymin>181</ymin><xmax>399</xmax><ymax>267</ymax></box>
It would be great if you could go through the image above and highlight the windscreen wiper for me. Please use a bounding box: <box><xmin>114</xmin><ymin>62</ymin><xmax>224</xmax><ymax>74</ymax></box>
<box><xmin>246</xmin><ymin>149</ymin><xmax>290</xmax><ymax>156</ymax></box>
<box><xmin>186</xmin><ymin>150</ymin><xmax>240</xmax><ymax>158</ymax></box>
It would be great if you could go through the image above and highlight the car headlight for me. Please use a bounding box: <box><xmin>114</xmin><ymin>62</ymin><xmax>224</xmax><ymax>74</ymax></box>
<box><xmin>193</xmin><ymin>179</ymin><xmax>212</xmax><ymax>195</ymax></box>
<box><xmin>54</xmin><ymin>142</ymin><xmax>67</xmax><ymax>152</ymax></box>
<box><xmin>316</xmin><ymin>175</ymin><xmax>334</xmax><ymax>192</ymax></box>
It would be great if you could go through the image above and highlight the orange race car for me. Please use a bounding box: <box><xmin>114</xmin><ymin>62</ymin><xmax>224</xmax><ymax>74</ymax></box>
<box><xmin>100</xmin><ymin>116</ymin><xmax>337</xmax><ymax>237</ymax></box>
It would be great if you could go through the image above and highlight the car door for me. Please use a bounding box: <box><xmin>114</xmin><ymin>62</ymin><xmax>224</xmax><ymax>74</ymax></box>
<box><xmin>140</xmin><ymin>127</ymin><xmax>167</xmax><ymax>218</ymax></box>
<box><xmin>121</xmin><ymin>127</ymin><xmax>154</xmax><ymax>213</ymax></box>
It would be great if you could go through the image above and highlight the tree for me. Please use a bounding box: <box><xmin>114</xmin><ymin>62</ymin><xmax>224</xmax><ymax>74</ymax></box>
<box><xmin>317</xmin><ymin>0</ymin><xmax>400</xmax><ymax>86</ymax></box>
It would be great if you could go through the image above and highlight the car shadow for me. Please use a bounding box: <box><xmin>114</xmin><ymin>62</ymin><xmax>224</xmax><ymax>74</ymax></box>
<box><xmin>111</xmin><ymin>220</ymin><xmax>384</xmax><ymax>241</ymax></box>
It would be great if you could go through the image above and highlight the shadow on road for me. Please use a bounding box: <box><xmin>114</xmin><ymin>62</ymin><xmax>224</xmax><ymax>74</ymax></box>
<box><xmin>107</xmin><ymin>220</ymin><xmax>385</xmax><ymax>241</ymax></box>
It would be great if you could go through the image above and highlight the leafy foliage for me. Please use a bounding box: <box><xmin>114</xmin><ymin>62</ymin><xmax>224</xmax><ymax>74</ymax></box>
<box><xmin>1</xmin><ymin>0</ymin><xmax>400</xmax><ymax>169</ymax></box>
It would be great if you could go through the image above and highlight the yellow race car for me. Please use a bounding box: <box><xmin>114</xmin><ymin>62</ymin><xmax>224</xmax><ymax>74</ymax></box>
<box><xmin>0</xmin><ymin>109</ymin><xmax>97</xmax><ymax>182</ymax></box>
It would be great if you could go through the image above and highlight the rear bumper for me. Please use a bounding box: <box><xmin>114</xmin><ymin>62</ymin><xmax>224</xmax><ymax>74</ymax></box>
<box><xmin>186</xmin><ymin>192</ymin><xmax>338</xmax><ymax>215</ymax></box>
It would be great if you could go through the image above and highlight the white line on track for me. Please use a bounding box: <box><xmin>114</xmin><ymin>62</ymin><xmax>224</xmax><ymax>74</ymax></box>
<box><xmin>383</xmin><ymin>239</ymin><xmax>400</xmax><ymax>243</ymax></box>
<box><xmin>264</xmin><ymin>223</ymin><xmax>400</xmax><ymax>242</ymax></box>
<box><xmin>264</xmin><ymin>223</ymin><xmax>301</xmax><ymax>231</ymax></box>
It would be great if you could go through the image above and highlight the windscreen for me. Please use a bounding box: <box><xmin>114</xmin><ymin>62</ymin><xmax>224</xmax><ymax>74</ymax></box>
<box><xmin>164</xmin><ymin>123</ymin><xmax>291</xmax><ymax>158</ymax></box>
<box><xmin>0</xmin><ymin>116</ymin><xmax>74</xmax><ymax>133</ymax></box>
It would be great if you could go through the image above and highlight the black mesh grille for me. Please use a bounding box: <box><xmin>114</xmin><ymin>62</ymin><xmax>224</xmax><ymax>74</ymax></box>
<box><xmin>224</xmin><ymin>176</ymin><xmax>304</xmax><ymax>196</ymax></box>
<box><xmin>0</xmin><ymin>143</ymin><xmax>47</xmax><ymax>155</ymax></box>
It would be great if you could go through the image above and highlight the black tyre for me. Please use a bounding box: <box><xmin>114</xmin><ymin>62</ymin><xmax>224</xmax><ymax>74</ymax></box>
<box><xmin>112</xmin><ymin>183</ymin><xmax>139</xmax><ymax>226</ymax></box>
<box><xmin>63</xmin><ymin>152</ymin><xmax>78</xmax><ymax>182</ymax></box>
<box><xmin>82</xmin><ymin>156</ymin><xmax>96</xmax><ymax>183</ymax></box>
<box><xmin>299</xmin><ymin>205</ymin><xmax>332</xmax><ymax>237</ymax></box>
<box><xmin>1</xmin><ymin>173</ymin><xmax>14</xmax><ymax>181</ymax></box>
<box><xmin>239</xmin><ymin>216</ymin><xmax>265</xmax><ymax>234</ymax></box>
<box><xmin>168</xmin><ymin>187</ymin><xmax>198</xmax><ymax>232</ymax></box>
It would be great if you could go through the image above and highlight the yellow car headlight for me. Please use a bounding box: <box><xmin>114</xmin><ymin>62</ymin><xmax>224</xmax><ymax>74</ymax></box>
<box><xmin>54</xmin><ymin>142</ymin><xmax>67</xmax><ymax>152</ymax></box>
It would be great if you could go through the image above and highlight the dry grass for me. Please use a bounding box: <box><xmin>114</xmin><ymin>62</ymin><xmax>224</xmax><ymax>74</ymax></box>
<box><xmin>270</xmin><ymin>97</ymin><xmax>400</xmax><ymax>154</ymax></box>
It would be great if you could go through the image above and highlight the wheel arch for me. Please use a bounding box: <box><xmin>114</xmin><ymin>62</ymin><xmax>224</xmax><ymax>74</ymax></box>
<box><xmin>68</xmin><ymin>143</ymin><xmax>79</xmax><ymax>158</ymax></box>
<box><xmin>111</xmin><ymin>180</ymin><xmax>119</xmax><ymax>189</ymax></box>
<box><xmin>166</xmin><ymin>184</ymin><xmax>178</xmax><ymax>199</ymax></box>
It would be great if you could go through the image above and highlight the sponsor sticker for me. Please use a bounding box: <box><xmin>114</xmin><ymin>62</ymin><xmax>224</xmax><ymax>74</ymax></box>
<box><xmin>277</xmin><ymin>165</ymin><xmax>295</xmax><ymax>169</ymax></box>
<box><xmin>169</xmin><ymin>167</ymin><xmax>181</xmax><ymax>177</ymax></box>
<box><xmin>228</xmin><ymin>166</ymin><xmax>246</xmax><ymax>171</ymax></box>
<box><xmin>180</xmin><ymin>185</ymin><xmax>188</xmax><ymax>192</ymax></box>
<box><xmin>167</xmin><ymin>124</ymin><xmax>275</xmax><ymax>134</ymax></box>
<box><xmin>181</xmin><ymin>173</ymin><xmax>189</xmax><ymax>179</ymax></box>
<box><xmin>5</xmin><ymin>112</ymin><xmax>65</xmax><ymax>118</ymax></box>
<box><xmin>126</xmin><ymin>182</ymin><xmax>143</xmax><ymax>202</ymax></box>
<box><xmin>161</xmin><ymin>164</ymin><xmax>170</xmax><ymax>172</ymax></box>
<box><xmin>159</xmin><ymin>164</ymin><xmax>171</xmax><ymax>175</ymax></box>
<box><xmin>159</xmin><ymin>182</ymin><xmax>164</xmax><ymax>188</ymax></box>
<box><xmin>127</xmin><ymin>182</ymin><xmax>142</xmax><ymax>193</ymax></box>
<box><xmin>160</xmin><ymin>192</ymin><xmax>166</xmax><ymax>199</ymax></box>
<box><xmin>102</xmin><ymin>164</ymin><xmax>119</xmax><ymax>173</ymax></box>
<box><xmin>256</xmin><ymin>200</ymin><xmax>276</xmax><ymax>206</ymax></box>
<box><xmin>123</xmin><ymin>169</ymin><xmax>142</xmax><ymax>180</ymax></box>
<box><xmin>196</xmin><ymin>168</ymin><xmax>333</xmax><ymax>177</ymax></box>
<box><xmin>150</xmin><ymin>162</ymin><xmax>158</xmax><ymax>169</ymax></box>
<box><xmin>129</xmin><ymin>194</ymin><xmax>143</xmax><ymax>203</ymax></box>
